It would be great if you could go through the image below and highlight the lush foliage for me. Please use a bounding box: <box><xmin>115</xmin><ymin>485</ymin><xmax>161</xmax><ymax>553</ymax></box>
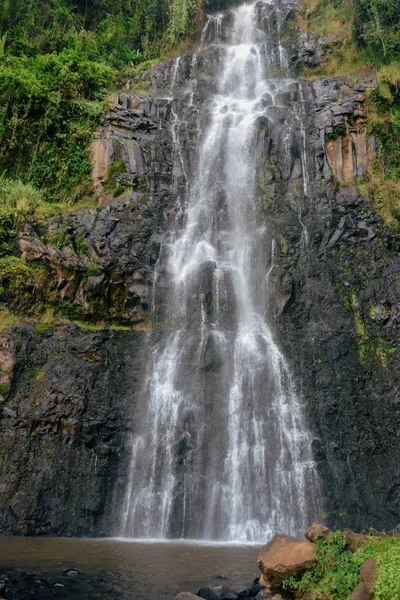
<box><xmin>298</xmin><ymin>0</ymin><xmax>400</xmax><ymax>227</ymax></box>
<box><xmin>354</xmin><ymin>0</ymin><xmax>400</xmax><ymax>62</ymax></box>
<box><xmin>356</xmin><ymin>535</ymin><xmax>400</xmax><ymax>599</ymax></box>
<box><xmin>0</xmin><ymin>177</ymin><xmax>43</xmax><ymax>256</ymax></box>
<box><xmin>298</xmin><ymin>0</ymin><xmax>400</xmax><ymax>73</ymax></box>
<box><xmin>283</xmin><ymin>532</ymin><xmax>360</xmax><ymax>599</ymax></box>
<box><xmin>359</xmin><ymin>86</ymin><xmax>400</xmax><ymax>224</ymax></box>
<box><xmin>283</xmin><ymin>531</ymin><xmax>400</xmax><ymax>600</ymax></box>
<box><xmin>0</xmin><ymin>0</ymin><xmax>221</xmax><ymax>205</ymax></box>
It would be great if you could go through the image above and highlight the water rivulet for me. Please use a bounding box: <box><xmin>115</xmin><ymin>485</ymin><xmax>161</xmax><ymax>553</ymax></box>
<box><xmin>121</xmin><ymin>0</ymin><xmax>321</xmax><ymax>542</ymax></box>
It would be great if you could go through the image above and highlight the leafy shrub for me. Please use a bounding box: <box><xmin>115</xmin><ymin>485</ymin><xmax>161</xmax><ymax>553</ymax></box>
<box><xmin>355</xmin><ymin>535</ymin><xmax>400</xmax><ymax>599</ymax></box>
<box><xmin>283</xmin><ymin>532</ymin><xmax>360</xmax><ymax>599</ymax></box>
<box><xmin>47</xmin><ymin>231</ymin><xmax>68</xmax><ymax>249</ymax></box>
<box><xmin>283</xmin><ymin>531</ymin><xmax>400</xmax><ymax>600</ymax></box>
<box><xmin>0</xmin><ymin>179</ymin><xmax>43</xmax><ymax>228</ymax></box>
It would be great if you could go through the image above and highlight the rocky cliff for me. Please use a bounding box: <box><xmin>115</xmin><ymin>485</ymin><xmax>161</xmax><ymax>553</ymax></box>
<box><xmin>0</xmin><ymin>0</ymin><xmax>399</xmax><ymax>535</ymax></box>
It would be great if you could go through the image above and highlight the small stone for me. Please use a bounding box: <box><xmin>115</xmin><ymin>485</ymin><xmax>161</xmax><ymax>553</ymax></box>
<box><xmin>63</xmin><ymin>569</ymin><xmax>80</xmax><ymax>577</ymax></box>
<box><xmin>54</xmin><ymin>583</ymin><xmax>65</xmax><ymax>587</ymax></box>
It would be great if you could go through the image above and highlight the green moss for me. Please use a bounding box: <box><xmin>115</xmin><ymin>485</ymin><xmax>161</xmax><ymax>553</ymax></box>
<box><xmin>35</xmin><ymin>324</ymin><xmax>52</xmax><ymax>336</ymax></box>
<box><xmin>0</xmin><ymin>382</ymin><xmax>10</xmax><ymax>397</ymax></box>
<box><xmin>74</xmin><ymin>235</ymin><xmax>87</xmax><ymax>253</ymax></box>
<box><xmin>47</xmin><ymin>230</ymin><xmax>68</xmax><ymax>249</ymax></box>
<box><xmin>35</xmin><ymin>370</ymin><xmax>45</xmax><ymax>382</ymax></box>
<box><xmin>72</xmin><ymin>320</ymin><xmax>106</xmax><ymax>331</ymax></box>
<box><xmin>344</xmin><ymin>290</ymin><xmax>389</xmax><ymax>367</ymax></box>
<box><xmin>82</xmin><ymin>262</ymin><xmax>103</xmax><ymax>285</ymax></box>
<box><xmin>325</xmin><ymin>122</ymin><xmax>347</xmax><ymax>142</ymax></box>
<box><xmin>107</xmin><ymin>159</ymin><xmax>126</xmax><ymax>180</ymax></box>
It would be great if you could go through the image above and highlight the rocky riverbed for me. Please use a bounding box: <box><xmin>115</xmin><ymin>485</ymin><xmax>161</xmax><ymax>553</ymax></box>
<box><xmin>0</xmin><ymin>538</ymin><xmax>260</xmax><ymax>599</ymax></box>
<box><xmin>1</xmin><ymin>524</ymin><xmax>399</xmax><ymax>599</ymax></box>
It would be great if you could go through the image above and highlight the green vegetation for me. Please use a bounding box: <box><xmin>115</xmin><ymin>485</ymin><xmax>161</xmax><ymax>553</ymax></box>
<box><xmin>283</xmin><ymin>531</ymin><xmax>400</xmax><ymax>600</ymax></box>
<box><xmin>0</xmin><ymin>0</ymin><xmax>224</xmax><ymax>208</ymax></box>
<box><xmin>299</xmin><ymin>0</ymin><xmax>400</xmax><ymax>227</ymax></box>
<box><xmin>361</xmin><ymin>86</ymin><xmax>400</xmax><ymax>225</ymax></box>
<box><xmin>0</xmin><ymin>0</ymin><xmax>225</xmax><ymax>326</ymax></box>
<box><xmin>298</xmin><ymin>0</ymin><xmax>400</xmax><ymax>76</ymax></box>
<box><xmin>0</xmin><ymin>383</ymin><xmax>10</xmax><ymax>397</ymax></box>
<box><xmin>325</xmin><ymin>122</ymin><xmax>347</xmax><ymax>141</ymax></box>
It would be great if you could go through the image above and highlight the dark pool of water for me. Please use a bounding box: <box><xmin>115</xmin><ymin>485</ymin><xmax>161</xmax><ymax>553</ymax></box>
<box><xmin>0</xmin><ymin>538</ymin><xmax>261</xmax><ymax>599</ymax></box>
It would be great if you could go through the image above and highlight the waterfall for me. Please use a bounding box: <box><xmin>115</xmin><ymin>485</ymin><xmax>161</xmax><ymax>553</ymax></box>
<box><xmin>121</xmin><ymin>0</ymin><xmax>320</xmax><ymax>543</ymax></box>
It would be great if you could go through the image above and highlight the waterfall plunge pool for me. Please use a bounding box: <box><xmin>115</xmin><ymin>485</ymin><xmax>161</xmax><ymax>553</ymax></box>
<box><xmin>0</xmin><ymin>537</ymin><xmax>260</xmax><ymax>598</ymax></box>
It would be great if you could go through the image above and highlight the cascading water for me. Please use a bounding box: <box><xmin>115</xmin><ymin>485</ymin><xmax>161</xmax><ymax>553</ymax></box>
<box><xmin>121</xmin><ymin>0</ymin><xmax>320</xmax><ymax>542</ymax></box>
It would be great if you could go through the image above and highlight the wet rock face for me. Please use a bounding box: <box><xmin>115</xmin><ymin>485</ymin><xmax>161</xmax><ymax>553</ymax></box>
<box><xmin>310</xmin><ymin>71</ymin><xmax>378</xmax><ymax>184</ymax></box>
<box><xmin>0</xmin><ymin>325</ymin><xmax>152</xmax><ymax>535</ymax></box>
<box><xmin>1</xmin><ymin>0</ymin><xmax>400</xmax><ymax>535</ymax></box>
<box><xmin>19</xmin><ymin>194</ymin><xmax>170</xmax><ymax>322</ymax></box>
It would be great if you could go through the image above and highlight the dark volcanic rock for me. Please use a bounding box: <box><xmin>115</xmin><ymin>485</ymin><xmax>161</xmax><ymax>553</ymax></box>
<box><xmin>0</xmin><ymin>324</ymin><xmax>152</xmax><ymax>536</ymax></box>
<box><xmin>0</xmin><ymin>0</ymin><xmax>399</xmax><ymax>537</ymax></box>
<box><xmin>0</xmin><ymin>569</ymin><xmax>116</xmax><ymax>599</ymax></box>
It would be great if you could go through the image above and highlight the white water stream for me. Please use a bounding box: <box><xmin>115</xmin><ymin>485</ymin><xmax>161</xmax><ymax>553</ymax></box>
<box><xmin>121</xmin><ymin>0</ymin><xmax>320</xmax><ymax>542</ymax></box>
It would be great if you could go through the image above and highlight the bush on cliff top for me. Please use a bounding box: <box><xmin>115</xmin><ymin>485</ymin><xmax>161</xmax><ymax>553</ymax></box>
<box><xmin>283</xmin><ymin>531</ymin><xmax>400</xmax><ymax>600</ymax></box>
<box><xmin>0</xmin><ymin>0</ymin><xmax>227</xmax><ymax>206</ymax></box>
<box><xmin>299</xmin><ymin>0</ymin><xmax>400</xmax><ymax>227</ymax></box>
<box><xmin>299</xmin><ymin>0</ymin><xmax>400</xmax><ymax>65</ymax></box>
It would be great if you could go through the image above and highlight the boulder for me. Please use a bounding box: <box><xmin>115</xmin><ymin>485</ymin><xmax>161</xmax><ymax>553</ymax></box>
<box><xmin>257</xmin><ymin>534</ymin><xmax>316</xmax><ymax>587</ymax></box>
<box><xmin>360</xmin><ymin>557</ymin><xmax>376</xmax><ymax>592</ymax></box>
<box><xmin>217</xmin><ymin>588</ymin><xmax>238</xmax><ymax>599</ymax></box>
<box><xmin>259</xmin><ymin>573</ymin><xmax>272</xmax><ymax>589</ymax></box>
<box><xmin>238</xmin><ymin>579</ymin><xmax>262</xmax><ymax>598</ymax></box>
<box><xmin>350</xmin><ymin>583</ymin><xmax>371</xmax><ymax>600</ymax></box>
<box><xmin>197</xmin><ymin>587</ymin><xmax>221</xmax><ymax>600</ymax></box>
<box><xmin>349</xmin><ymin>555</ymin><xmax>376</xmax><ymax>600</ymax></box>
<box><xmin>343</xmin><ymin>529</ymin><xmax>368</xmax><ymax>552</ymax></box>
<box><xmin>198</xmin><ymin>585</ymin><xmax>239</xmax><ymax>600</ymax></box>
<box><xmin>175</xmin><ymin>594</ymin><xmax>203</xmax><ymax>600</ymax></box>
<box><xmin>305</xmin><ymin>523</ymin><xmax>332</xmax><ymax>544</ymax></box>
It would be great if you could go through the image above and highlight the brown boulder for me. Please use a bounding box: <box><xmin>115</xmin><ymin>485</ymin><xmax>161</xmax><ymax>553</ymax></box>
<box><xmin>259</xmin><ymin>573</ymin><xmax>272</xmax><ymax>588</ymax></box>
<box><xmin>259</xmin><ymin>573</ymin><xmax>272</xmax><ymax>590</ymax></box>
<box><xmin>360</xmin><ymin>557</ymin><xmax>376</xmax><ymax>592</ymax></box>
<box><xmin>350</xmin><ymin>583</ymin><xmax>371</xmax><ymax>600</ymax></box>
<box><xmin>305</xmin><ymin>523</ymin><xmax>332</xmax><ymax>544</ymax></box>
<box><xmin>257</xmin><ymin>534</ymin><xmax>316</xmax><ymax>587</ymax></box>
<box><xmin>343</xmin><ymin>529</ymin><xmax>368</xmax><ymax>552</ymax></box>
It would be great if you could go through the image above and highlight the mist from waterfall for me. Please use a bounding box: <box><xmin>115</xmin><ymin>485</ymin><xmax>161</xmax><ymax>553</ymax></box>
<box><xmin>121</xmin><ymin>0</ymin><xmax>320</xmax><ymax>543</ymax></box>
